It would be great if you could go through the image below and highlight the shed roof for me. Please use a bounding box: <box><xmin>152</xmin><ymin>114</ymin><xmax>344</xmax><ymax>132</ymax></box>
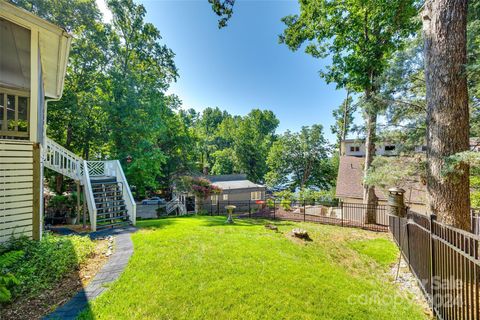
<box><xmin>206</xmin><ymin>174</ymin><xmax>264</xmax><ymax>190</ymax></box>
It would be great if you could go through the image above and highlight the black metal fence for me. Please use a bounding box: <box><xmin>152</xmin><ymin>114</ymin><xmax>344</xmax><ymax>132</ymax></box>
<box><xmin>390</xmin><ymin>209</ymin><xmax>480</xmax><ymax>320</ymax></box>
<box><xmin>159</xmin><ymin>199</ymin><xmax>389</xmax><ymax>232</ymax></box>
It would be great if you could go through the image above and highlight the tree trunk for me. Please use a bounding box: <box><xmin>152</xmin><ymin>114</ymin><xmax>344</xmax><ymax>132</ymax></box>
<box><xmin>363</xmin><ymin>109</ymin><xmax>378</xmax><ymax>224</ymax></box>
<box><xmin>423</xmin><ymin>0</ymin><xmax>470</xmax><ymax>230</ymax></box>
<box><xmin>340</xmin><ymin>90</ymin><xmax>351</xmax><ymax>156</ymax></box>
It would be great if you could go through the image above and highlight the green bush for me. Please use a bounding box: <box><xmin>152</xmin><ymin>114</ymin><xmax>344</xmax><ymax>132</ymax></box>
<box><xmin>197</xmin><ymin>209</ymin><xmax>209</xmax><ymax>216</ymax></box>
<box><xmin>280</xmin><ymin>199</ymin><xmax>291</xmax><ymax>211</ymax></box>
<box><xmin>266</xmin><ymin>198</ymin><xmax>275</xmax><ymax>209</ymax></box>
<box><xmin>48</xmin><ymin>194</ymin><xmax>77</xmax><ymax>218</ymax></box>
<box><xmin>0</xmin><ymin>234</ymin><xmax>95</xmax><ymax>303</ymax></box>
<box><xmin>0</xmin><ymin>250</ymin><xmax>23</xmax><ymax>303</ymax></box>
<box><xmin>274</xmin><ymin>190</ymin><xmax>294</xmax><ymax>211</ymax></box>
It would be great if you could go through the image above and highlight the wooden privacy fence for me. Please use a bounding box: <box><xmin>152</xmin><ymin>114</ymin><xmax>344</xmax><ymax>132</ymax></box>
<box><xmin>390</xmin><ymin>210</ymin><xmax>480</xmax><ymax>320</ymax></box>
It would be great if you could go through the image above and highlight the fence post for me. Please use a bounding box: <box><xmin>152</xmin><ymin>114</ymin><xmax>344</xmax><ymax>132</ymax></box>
<box><xmin>340</xmin><ymin>201</ymin><xmax>344</xmax><ymax>227</ymax></box>
<box><xmin>210</xmin><ymin>200</ymin><xmax>213</xmax><ymax>216</ymax></box>
<box><xmin>303</xmin><ymin>200</ymin><xmax>306</xmax><ymax>222</ymax></box>
<box><xmin>273</xmin><ymin>199</ymin><xmax>276</xmax><ymax>219</ymax></box>
<box><xmin>217</xmin><ymin>199</ymin><xmax>219</xmax><ymax>215</ymax></box>
<box><xmin>430</xmin><ymin>213</ymin><xmax>437</xmax><ymax>310</ymax></box>
<box><xmin>406</xmin><ymin>208</ymin><xmax>411</xmax><ymax>262</ymax></box>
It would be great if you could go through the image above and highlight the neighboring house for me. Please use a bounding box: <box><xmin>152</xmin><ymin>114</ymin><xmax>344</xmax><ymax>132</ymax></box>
<box><xmin>177</xmin><ymin>174</ymin><xmax>266</xmax><ymax>213</ymax></box>
<box><xmin>335</xmin><ymin>156</ymin><xmax>427</xmax><ymax>213</ymax></box>
<box><xmin>341</xmin><ymin>138</ymin><xmax>480</xmax><ymax>157</ymax></box>
<box><xmin>340</xmin><ymin>139</ymin><xmax>399</xmax><ymax>157</ymax></box>
<box><xmin>207</xmin><ymin>174</ymin><xmax>266</xmax><ymax>203</ymax></box>
<box><xmin>0</xmin><ymin>2</ymin><xmax>135</xmax><ymax>243</ymax></box>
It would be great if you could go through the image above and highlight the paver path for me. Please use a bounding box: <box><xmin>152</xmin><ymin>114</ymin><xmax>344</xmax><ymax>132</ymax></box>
<box><xmin>44</xmin><ymin>226</ymin><xmax>136</xmax><ymax>320</ymax></box>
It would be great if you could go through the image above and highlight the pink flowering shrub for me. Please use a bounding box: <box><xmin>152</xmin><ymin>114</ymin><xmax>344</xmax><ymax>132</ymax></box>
<box><xmin>180</xmin><ymin>176</ymin><xmax>222</xmax><ymax>199</ymax></box>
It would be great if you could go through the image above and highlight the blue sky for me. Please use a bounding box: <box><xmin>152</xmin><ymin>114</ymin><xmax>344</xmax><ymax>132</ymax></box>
<box><xmin>98</xmin><ymin>0</ymin><xmax>350</xmax><ymax>142</ymax></box>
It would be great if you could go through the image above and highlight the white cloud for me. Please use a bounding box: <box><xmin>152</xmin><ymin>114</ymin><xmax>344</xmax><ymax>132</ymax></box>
<box><xmin>95</xmin><ymin>0</ymin><xmax>113</xmax><ymax>23</ymax></box>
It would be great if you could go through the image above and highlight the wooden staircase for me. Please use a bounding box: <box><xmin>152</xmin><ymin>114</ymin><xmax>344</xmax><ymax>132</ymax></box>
<box><xmin>91</xmin><ymin>177</ymin><xmax>131</xmax><ymax>229</ymax></box>
<box><xmin>43</xmin><ymin>137</ymin><xmax>136</xmax><ymax>231</ymax></box>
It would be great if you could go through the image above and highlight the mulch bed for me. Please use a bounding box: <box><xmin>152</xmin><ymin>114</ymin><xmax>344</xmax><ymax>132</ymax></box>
<box><xmin>1</xmin><ymin>238</ymin><xmax>111</xmax><ymax>320</ymax></box>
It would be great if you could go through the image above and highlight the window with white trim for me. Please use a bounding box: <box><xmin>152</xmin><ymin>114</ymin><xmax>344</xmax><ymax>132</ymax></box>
<box><xmin>223</xmin><ymin>194</ymin><xmax>228</xmax><ymax>201</ymax></box>
<box><xmin>251</xmin><ymin>191</ymin><xmax>262</xmax><ymax>201</ymax></box>
<box><xmin>211</xmin><ymin>195</ymin><xmax>218</xmax><ymax>204</ymax></box>
<box><xmin>0</xmin><ymin>89</ymin><xmax>30</xmax><ymax>138</ymax></box>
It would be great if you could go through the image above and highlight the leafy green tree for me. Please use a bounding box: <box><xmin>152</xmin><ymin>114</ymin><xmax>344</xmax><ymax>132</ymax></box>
<box><xmin>208</xmin><ymin>0</ymin><xmax>235</xmax><ymax>28</ymax></box>
<box><xmin>211</xmin><ymin>148</ymin><xmax>238</xmax><ymax>175</ymax></box>
<box><xmin>266</xmin><ymin>125</ymin><xmax>332</xmax><ymax>190</ymax></box>
<box><xmin>105</xmin><ymin>0</ymin><xmax>178</xmax><ymax>194</ymax></box>
<box><xmin>280</xmin><ymin>0</ymin><xmax>419</xmax><ymax>218</ymax></box>
<box><xmin>232</xmin><ymin>109</ymin><xmax>279</xmax><ymax>182</ymax></box>
<box><xmin>331</xmin><ymin>92</ymin><xmax>356</xmax><ymax>154</ymax></box>
<box><xmin>196</xmin><ymin>107</ymin><xmax>231</xmax><ymax>170</ymax></box>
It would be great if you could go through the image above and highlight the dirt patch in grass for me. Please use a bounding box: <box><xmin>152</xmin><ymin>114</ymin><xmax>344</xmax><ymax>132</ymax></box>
<box><xmin>1</xmin><ymin>238</ymin><xmax>111</xmax><ymax>320</ymax></box>
<box><xmin>64</xmin><ymin>224</ymin><xmax>92</xmax><ymax>233</ymax></box>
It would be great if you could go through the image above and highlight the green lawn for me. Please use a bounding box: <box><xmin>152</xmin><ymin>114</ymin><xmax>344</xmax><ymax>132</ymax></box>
<box><xmin>79</xmin><ymin>216</ymin><xmax>427</xmax><ymax>320</ymax></box>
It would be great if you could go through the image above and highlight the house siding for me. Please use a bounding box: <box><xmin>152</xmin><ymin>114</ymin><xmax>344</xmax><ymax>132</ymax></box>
<box><xmin>0</xmin><ymin>140</ymin><xmax>36</xmax><ymax>242</ymax></box>
<box><xmin>198</xmin><ymin>187</ymin><xmax>266</xmax><ymax>213</ymax></box>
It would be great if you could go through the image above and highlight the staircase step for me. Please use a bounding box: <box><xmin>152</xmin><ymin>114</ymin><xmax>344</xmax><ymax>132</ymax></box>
<box><xmin>96</xmin><ymin>220</ymin><xmax>131</xmax><ymax>230</ymax></box>
<box><xmin>96</xmin><ymin>204</ymin><xmax>126</xmax><ymax>211</ymax></box>
<box><xmin>97</xmin><ymin>215</ymin><xmax>129</xmax><ymax>223</ymax></box>
<box><xmin>90</xmin><ymin>176</ymin><xmax>117</xmax><ymax>184</ymax></box>
<box><xmin>91</xmin><ymin>180</ymin><xmax>118</xmax><ymax>185</ymax></box>
<box><xmin>94</xmin><ymin>199</ymin><xmax>126</xmax><ymax>206</ymax></box>
<box><xmin>92</xmin><ymin>186</ymin><xmax>121</xmax><ymax>191</ymax></box>
<box><xmin>96</xmin><ymin>209</ymin><xmax>128</xmax><ymax>216</ymax></box>
<box><xmin>97</xmin><ymin>206</ymin><xmax>127</xmax><ymax>213</ymax></box>
<box><xmin>93</xmin><ymin>190</ymin><xmax>123</xmax><ymax>196</ymax></box>
<box><xmin>92</xmin><ymin>185</ymin><xmax>120</xmax><ymax>191</ymax></box>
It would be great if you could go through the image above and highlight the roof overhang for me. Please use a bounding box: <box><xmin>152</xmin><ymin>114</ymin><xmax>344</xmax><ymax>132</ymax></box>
<box><xmin>0</xmin><ymin>1</ymin><xmax>72</xmax><ymax>99</ymax></box>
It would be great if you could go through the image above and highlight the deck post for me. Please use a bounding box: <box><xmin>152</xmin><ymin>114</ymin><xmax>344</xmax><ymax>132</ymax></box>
<box><xmin>83</xmin><ymin>185</ymin><xmax>87</xmax><ymax>228</ymax></box>
<box><xmin>32</xmin><ymin>143</ymin><xmax>41</xmax><ymax>240</ymax></box>
<box><xmin>76</xmin><ymin>181</ymin><xmax>81</xmax><ymax>225</ymax></box>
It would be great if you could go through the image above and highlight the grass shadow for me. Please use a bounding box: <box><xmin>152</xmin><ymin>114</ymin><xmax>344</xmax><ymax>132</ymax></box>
<box><xmin>198</xmin><ymin>215</ymin><xmax>296</xmax><ymax>228</ymax></box>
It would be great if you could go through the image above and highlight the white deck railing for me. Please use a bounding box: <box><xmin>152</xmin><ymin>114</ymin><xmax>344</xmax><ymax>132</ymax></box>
<box><xmin>166</xmin><ymin>197</ymin><xmax>187</xmax><ymax>215</ymax></box>
<box><xmin>44</xmin><ymin>137</ymin><xmax>83</xmax><ymax>181</ymax></box>
<box><xmin>106</xmin><ymin>160</ymin><xmax>136</xmax><ymax>225</ymax></box>
<box><xmin>43</xmin><ymin>137</ymin><xmax>136</xmax><ymax>230</ymax></box>
<box><xmin>82</xmin><ymin>160</ymin><xmax>97</xmax><ymax>231</ymax></box>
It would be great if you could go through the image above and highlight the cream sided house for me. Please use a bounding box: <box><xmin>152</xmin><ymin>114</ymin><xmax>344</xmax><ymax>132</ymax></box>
<box><xmin>175</xmin><ymin>174</ymin><xmax>266</xmax><ymax>214</ymax></box>
<box><xmin>0</xmin><ymin>2</ymin><xmax>135</xmax><ymax>243</ymax></box>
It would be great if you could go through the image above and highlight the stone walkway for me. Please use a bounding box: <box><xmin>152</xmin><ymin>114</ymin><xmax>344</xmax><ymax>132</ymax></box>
<box><xmin>44</xmin><ymin>226</ymin><xmax>136</xmax><ymax>320</ymax></box>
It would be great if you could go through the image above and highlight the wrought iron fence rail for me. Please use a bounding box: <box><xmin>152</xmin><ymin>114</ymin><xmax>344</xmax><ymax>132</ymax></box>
<box><xmin>390</xmin><ymin>209</ymin><xmax>480</xmax><ymax>320</ymax></box>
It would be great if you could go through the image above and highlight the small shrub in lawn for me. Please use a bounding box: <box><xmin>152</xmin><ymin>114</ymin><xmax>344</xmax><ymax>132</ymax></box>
<box><xmin>0</xmin><ymin>234</ymin><xmax>95</xmax><ymax>303</ymax></box>
<box><xmin>280</xmin><ymin>199</ymin><xmax>291</xmax><ymax>211</ymax></box>
<box><xmin>266</xmin><ymin>198</ymin><xmax>275</xmax><ymax>209</ymax></box>
<box><xmin>196</xmin><ymin>209</ymin><xmax>209</xmax><ymax>216</ymax></box>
